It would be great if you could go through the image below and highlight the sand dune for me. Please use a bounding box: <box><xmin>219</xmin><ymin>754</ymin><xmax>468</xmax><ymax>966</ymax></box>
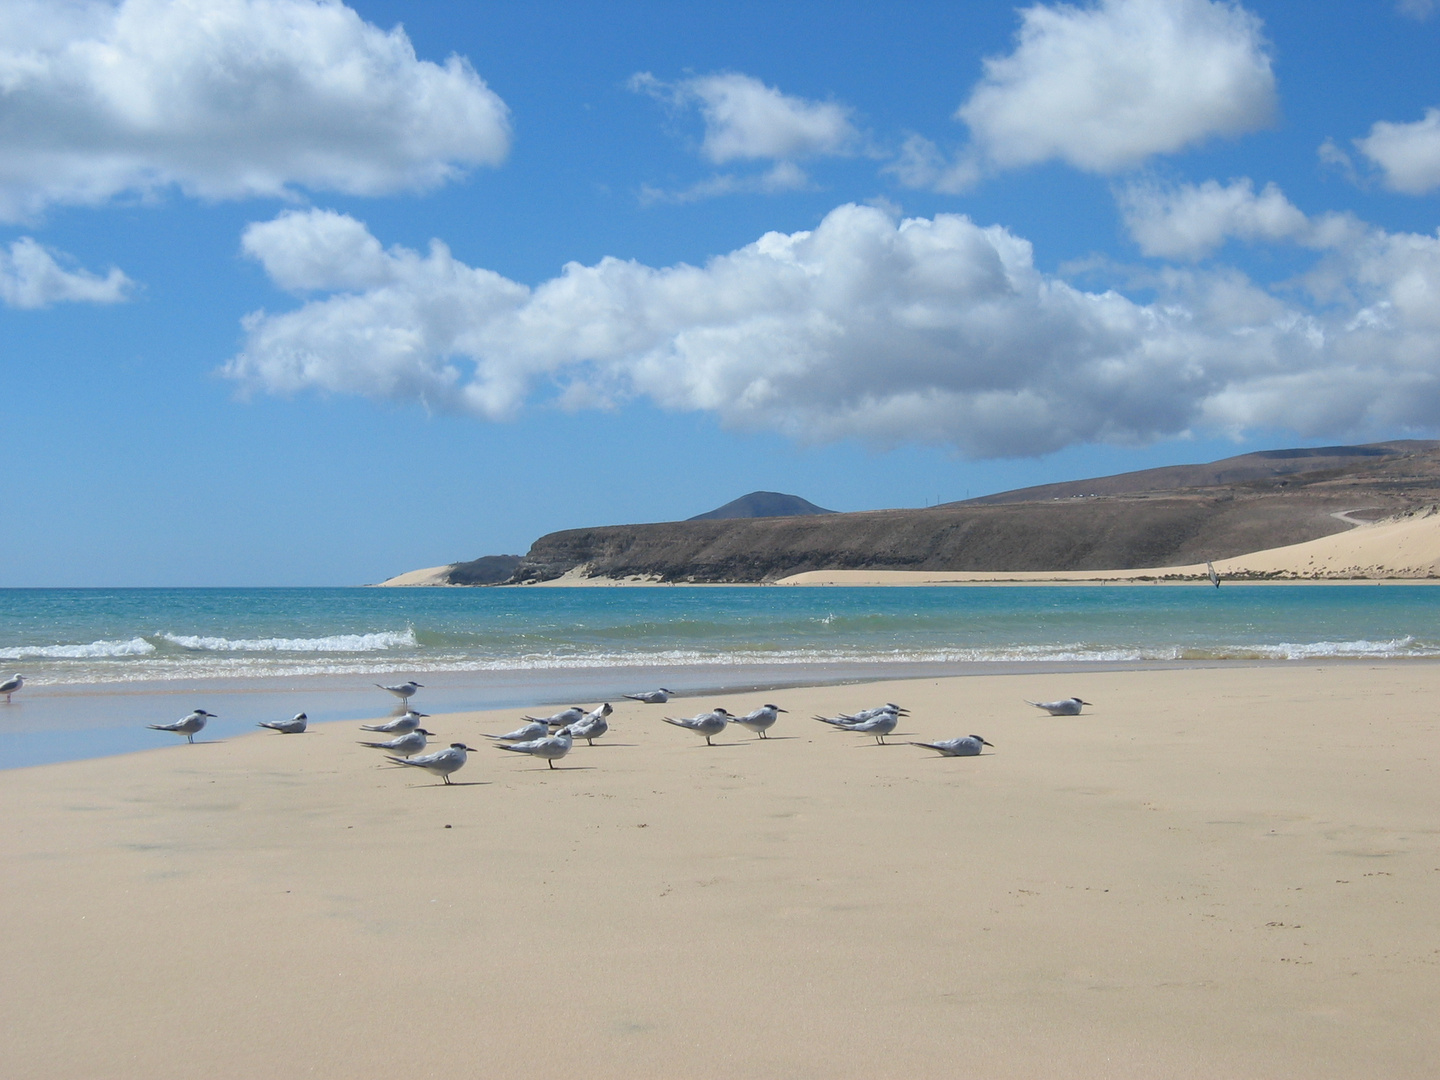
<box><xmin>3</xmin><ymin>665</ymin><xmax>1439</xmax><ymax>1078</ymax></box>
<box><xmin>372</xmin><ymin>563</ymin><xmax>455</xmax><ymax>587</ymax></box>
<box><xmin>1217</xmin><ymin>505</ymin><xmax>1440</xmax><ymax>578</ymax></box>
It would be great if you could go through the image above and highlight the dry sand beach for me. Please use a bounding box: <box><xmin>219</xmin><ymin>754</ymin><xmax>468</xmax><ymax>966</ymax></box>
<box><xmin>3</xmin><ymin>664</ymin><xmax>1439</xmax><ymax>1079</ymax></box>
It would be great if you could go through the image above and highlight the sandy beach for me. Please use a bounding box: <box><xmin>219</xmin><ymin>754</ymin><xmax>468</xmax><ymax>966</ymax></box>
<box><xmin>3</xmin><ymin>663</ymin><xmax>1439</xmax><ymax>1078</ymax></box>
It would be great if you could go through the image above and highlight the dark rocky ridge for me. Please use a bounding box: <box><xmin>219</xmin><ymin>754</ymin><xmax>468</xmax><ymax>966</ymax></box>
<box><xmin>445</xmin><ymin>554</ymin><xmax>524</xmax><ymax>585</ymax></box>
<box><xmin>962</xmin><ymin>441</ymin><xmax>1437</xmax><ymax>504</ymax></box>
<box><xmin>500</xmin><ymin>441</ymin><xmax>1440</xmax><ymax>584</ymax></box>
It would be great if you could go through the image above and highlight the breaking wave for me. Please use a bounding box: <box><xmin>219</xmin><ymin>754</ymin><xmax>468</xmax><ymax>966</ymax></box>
<box><xmin>157</xmin><ymin>629</ymin><xmax>417</xmax><ymax>653</ymax></box>
<box><xmin>0</xmin><ymin>637</ymin><xmax>157</xmax><ymax>660</ymax></box>
<box><xmin>19</xmin><ymin>636</ymin><xmax>1438</xmax><ymax>687</ymax></box>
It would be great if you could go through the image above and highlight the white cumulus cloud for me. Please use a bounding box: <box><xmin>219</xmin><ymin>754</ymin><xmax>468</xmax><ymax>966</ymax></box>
<box><xmin>241</xmin><ymin>208</ymin><xmax>394</xmax><ymax>292</ymax></box>
<box><xmin>0</xmin><ymin>237</ymin><xmax>132</xmax><ymax>308</ymax></box>
<box><xmin>226</xmin><ymin>203</ymin><xmax>1440</xmax><ymax>456</ymax></box>
<box><xmin>1354</xmin><ymin>108</ymin><xmax>1440</xmax><ymax>195</ymax></box>
<box><xmin>884</xmin><ymin>134</ymin><xmax>982</xmax><ymax>195</ymax></box>
<box><xmin>632</xmin><ymin>71</ymin><xmax>860</xmax><ymax>163</ymax></box>
<box><xmin>0</xmin><ymin>0</ymin><xmax>511</xmax><ymax>221</ymax></box>
<box><xmin>956</xmin><ymin>0</ymin><xmax>1276</xmax><ymax>174</ymax></box>
<box><xmin>1118</xmin><ymin>178</ymin><xmax>1323</xmax><ymax>259</ymax></box>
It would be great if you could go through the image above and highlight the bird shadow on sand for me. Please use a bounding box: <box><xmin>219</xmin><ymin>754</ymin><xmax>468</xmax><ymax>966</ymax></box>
<box><xmin>413</xmin><ymin>780</ymin><xmax>489</xmax><ymax>787</ymax></box>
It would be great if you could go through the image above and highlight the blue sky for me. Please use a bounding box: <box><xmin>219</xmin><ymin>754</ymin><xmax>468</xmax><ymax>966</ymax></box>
<box><xmin>3</xmin><ymin>0</ymin><xmax>1440</xmax><ymax>586</ymax></box>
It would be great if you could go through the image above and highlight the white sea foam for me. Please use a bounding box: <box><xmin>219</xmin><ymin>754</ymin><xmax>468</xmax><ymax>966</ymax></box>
<box><xmin>10</xmin><ymin>635</ymin><xmax>1438</xmax><ymax>687</ymax></box>
<box><xmin>158</xmin><ymin>629</ymin><xmax>417</xmax><ymax>653</ymax></box>
<box><xmin>0</xmin><ymin>637</ymin><xmax>157</xmax><ymax>660</ymax></box>
<box><xmin>1240</xmin><ymin>637</ymin><xmax>1426</xmax><ymax>660</ymax></box>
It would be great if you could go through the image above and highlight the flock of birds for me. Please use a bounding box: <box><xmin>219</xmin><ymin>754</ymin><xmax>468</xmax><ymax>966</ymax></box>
<box><xmin>119</xmin><ymin>678</ymin><xmax>1096</xmax><ymax>786</ymax></box>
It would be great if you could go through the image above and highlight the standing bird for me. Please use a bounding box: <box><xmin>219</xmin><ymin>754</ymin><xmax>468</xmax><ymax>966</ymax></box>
<box><xmin>815</xmin><ymin>707</ymin><xmax>900</xmax><ymax>744</ymax></box>
<box><xmin>480</xmin><ymin>717</ymin><xmax>551</xmax><ymax>743</ymax></box>
<box><xmin>814</xmin><ymin>703</ymin><xmax>908</xmax><ymax>726</ymax></box>
<box><xmin>1025</xmin><ymin>697</ymin><xmax>1092</xmax><ymax>716</ymax></box>
<box><xmin>359</xmin><ymin>728</ymin><xmax>434</xmax><ymax>757</ymax></box>
<box><xmin>847</xmin><ymin>703</ymin><xmax>908</xmax><ymax>723</ymax></box>
<box><xmin>360</xmin><ymin>710</ymin><xmax>427</xmax><ymax>735</ymax></box>
<box><xmin>148</xmin><ymin>709</ymin><xmax>216</xmax><ymax>744</ymax></box>
<box><xmin>258</xmin><ymin>712</ymin><xmax>308</xmax><ymax>734</ymax></box>
<box><xmin>387</xmin><ymin>743</ymin><xmax>475</xmax><ymax>785</ymax></box>
<box><xmin>624</xmin><ymin>688</ymin><xmax>677</xmax><ymax>704</ymax></box>
<box><xmin>376</xmin><ymin>681</ymin><xmax>423</xmax><ymax>705</ymax></box>
<box><xmin>496</xmin><ymin>727</ymin><xmax>573</xmax><ymax>768</ymax></box>
<box><xmin>0</xmin><ymin>673</ymin><xmax>22</xmax><ymax>703</ymax></box>
<box><xmin>910</xmin><ymin>734</ymin><xmax>993</xmax><ymax>757</ymax></box>
<box><xmin>662</xmin><ymin>708</ymin><xmax>733</xmax><ymax>746</ymax></box>
<box><xmin>565</xmin><ymin>707</ymin><xmax>610</xmax><ymax>746</ymax></box>
<box><xmin>567</xmin><ymin>702</ymin><xmax>612</xmax><ymax>729</ymax></box>
<box><xmin>520</xmin><ymin>706</ymin><xmax>586</xmax><ymax>729</ymax></box>
<box><xmin>732</xmin><ymin>704</ymin><xmax>786</xmax><ymax>739</ymax></box>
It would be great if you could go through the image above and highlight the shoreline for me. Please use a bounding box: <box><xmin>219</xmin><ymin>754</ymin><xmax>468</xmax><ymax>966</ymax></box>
<box><xmin>382</xmin><ymin>572</ymin><xmax>1440</xmax><ymax>587</ymax></box>
<box><xmin>8</xmin><ymin>654</ymin><xmax>1415</xmax><ymax>771</ymax></box>
<box><xmin>4</xmin><ymin>662</ymin><xmax>1438</xmax><ymax>1077</ymax></box>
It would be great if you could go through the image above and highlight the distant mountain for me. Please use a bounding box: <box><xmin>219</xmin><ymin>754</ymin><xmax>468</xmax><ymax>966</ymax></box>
<box><xmin>688</xmin><ymin>491</ymin><xmax>835</xmax><ymax>521</ymax></box>
<box><xmin>382</xmin><ymin>440</ymin><xmax>1440</xmax><ymax>586</ymax></box>
<box><xmin>502</xmin><ymin>440</ymin><xmax>1440</xmax><ymax>583</ymax></box>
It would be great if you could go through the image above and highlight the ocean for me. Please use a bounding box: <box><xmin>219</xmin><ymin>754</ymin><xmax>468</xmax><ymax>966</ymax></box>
<box><xmin>2</xmin><ymin>584</ymin><xmax>1437</xmax><ymax>768</ymax></box>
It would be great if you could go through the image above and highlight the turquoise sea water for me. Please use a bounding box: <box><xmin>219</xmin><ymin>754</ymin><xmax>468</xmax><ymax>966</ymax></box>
<box><xmin>1</xmin><ymin>585</ymin><xmax>1437</xmax><ymax>767</ymax></box>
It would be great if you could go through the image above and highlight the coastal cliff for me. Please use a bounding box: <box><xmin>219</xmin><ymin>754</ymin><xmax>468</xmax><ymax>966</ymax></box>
<box><xmin>505</xmin><ymin>441</ymin><xmax>1440</xmax><ymax>583</ymax></box>
<box><xmin>378</xmin><ymin>441</ymin><xmax>1440</xmax><ymax>585</ymax></box>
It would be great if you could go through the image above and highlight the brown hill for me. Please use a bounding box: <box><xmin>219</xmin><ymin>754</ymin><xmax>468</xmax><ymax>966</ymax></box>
<box><xmin>500</xmin><ymin>440</ymin><xmax>1440</xmax><ymax>584</ymax></box>
<box><xmin>960</xmin><ymin>440</ymin><xmax>1440</xmax><ymax>504</ymax></box>
<box><xmin>688</xmin><ymin>491</ymin><xmax>835</xmax><ymax>520</ymax></box>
